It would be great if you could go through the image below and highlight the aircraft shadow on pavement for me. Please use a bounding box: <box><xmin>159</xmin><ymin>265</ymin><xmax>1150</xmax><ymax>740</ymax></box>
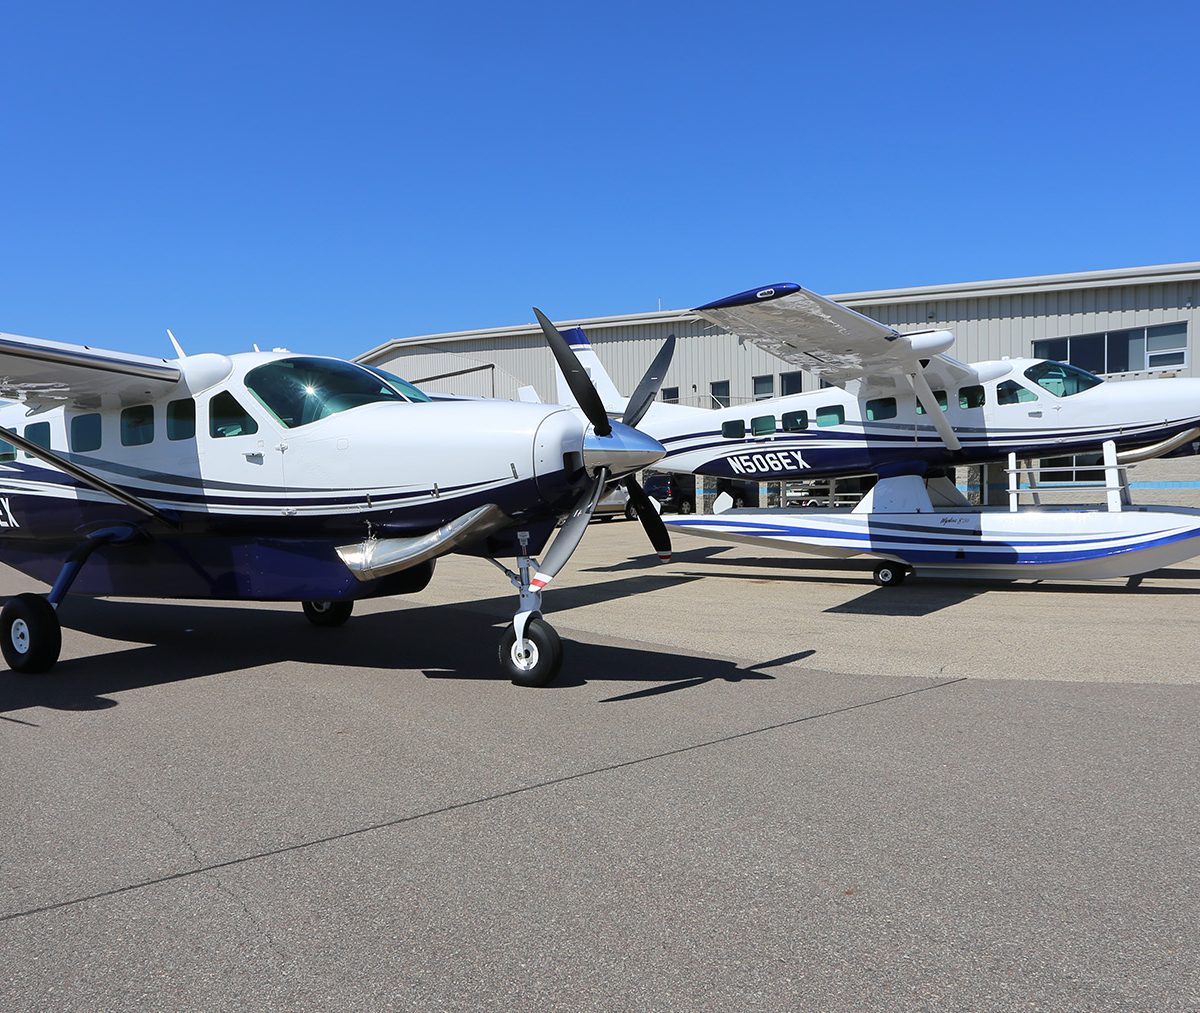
<box><xmin>0</xmin><ymin>573</ymin><xmax>806</xmax><ymax>714</ymax></box>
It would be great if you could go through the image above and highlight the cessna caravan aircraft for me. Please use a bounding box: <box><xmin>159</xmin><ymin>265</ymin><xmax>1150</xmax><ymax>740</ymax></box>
<box><xmin>0</xmin><ymin>310</ymin><xmax>672</xmax><ymax>685</ymax></box>
<box><xmin>557</xmin><ymin>284</ymin><xmax>1200</xmax><ymax>582</ymax></box>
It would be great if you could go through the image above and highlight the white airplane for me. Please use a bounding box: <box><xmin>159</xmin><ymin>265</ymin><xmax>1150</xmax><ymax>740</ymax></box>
<box><xmin>557</xmin><ymin>283</ymin><xmax>1200</xmax><ymax>583</ymax></box>
<box><xmin>0</xmin><ymin>310</ymin><xmax>672</xmax><ymax>684</ymax></box>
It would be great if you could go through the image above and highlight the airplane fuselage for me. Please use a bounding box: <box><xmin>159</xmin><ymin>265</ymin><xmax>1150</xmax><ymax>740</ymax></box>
<box><xmin>636</xmin><ymin>358</ymin><xmax>1200</xmax><ymax>482</ymax></box>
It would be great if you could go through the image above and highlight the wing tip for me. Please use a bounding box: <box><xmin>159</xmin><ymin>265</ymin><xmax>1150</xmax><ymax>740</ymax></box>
<box><xmin>694</xmin><ymin>283</ymin><xmax>802</xmax><ymax>312</ymax></box>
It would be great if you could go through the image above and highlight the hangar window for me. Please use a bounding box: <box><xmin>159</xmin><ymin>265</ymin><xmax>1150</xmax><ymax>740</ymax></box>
<box><xmin>751</xmin><ymin>415</ymin><xmax>777</xmax><ymax>436</ymax></box>
<box><xmin>1023</xmin><ymin>361</ymin><xmax>1103</xmax><ymax>397</ymax></box>
<box><xmin>959</xmin><ymin>385</ymin><xmax>985</xmax><ymax>409</ymax></box>
<box><xmin>781</xmin><ymin>371</ymin><xmax>805</xmax><ymax>396</ymax></box>
<box><xmin>916</xmin><ymin>390</ymin><xmax>948</xmax><ymax>414</ymax></box>
<box><xmin>865</xmin><ymin>397</ymin><xmax>897</xmax><ymax>421</ymax></box>
<box><xmin>246</xmin><ymin>357</ymin><xmax>413</xmax><ymax>429</ymax></box>
<box><xmin>23</xmin><ymin>421</ymin><xmax>51</xmax><ymax>458</ymax></box>
<box><xmin>661</xmin><ymin>387</ymin><xmax>679</xmax><ymax>404</ymax></box>
<box><xmin>816</xmin><ymin>405</ymin><xmax>845</xmax><ymax>427</ymax></box>
<box><xmin>721</xmin><ymin>419</ymin><xmax>746</xmax><ymax>439</ymax></box>
<box><xmin>167</xmin><ymin>398</ymin><xmax>196</xmax><ymax>440</ymax></box>
<box><xmin>121</xmin><ymin>405</ymin><xmax>154</xmax><ymax>447</ymax></box>
<box><xmin>997</xmin><ymin>380</ymin><xmax>1038</xmax><ymax>405</ymax></box>
<box><xmin>710</xmin><ymin>380</ymin><xmax>731</xmax><ymax>409</ymax></box>
<box><xmin>1033</xmin><ymin>322</ymin><xmax>1188</xmax><ymax>375</ymax></box>
<box><xmin>782</xmin><ymin>410</ymin><xmax>808</xmax><ymax>432</ymax></box>
<box><xmin>753</xmin><ymin>375</ymin><xmax>774</xmax><ymax>401</ymax></box>
<box><xmin>209</xmin><ymin>392</ymin><xmax>259</xmax><ymax>438</ymax></box>
<box><xmin>71</xmin><ymin>413</ymin><xmax>102</xmax><ymax>452</ymax></box>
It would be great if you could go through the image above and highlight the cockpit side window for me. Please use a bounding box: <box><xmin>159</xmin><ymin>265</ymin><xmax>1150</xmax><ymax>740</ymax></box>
<box><xmin>1024</xmin><ymin>361</ymin><xmax>1104</xmax><ymax>397</ymax></box>
<box><xmin>246</xmin><ymin>357</ymin><xmax>415</xmax><ymax>428</ymax></box>
<box><xmin>209</xmin><ymin>391</ymin><xmax>259</xmax><ymax>438</ymax></box>
<box><xmin>997</xmin><ymin>380</ymin><xmax>1039</xmax><ymax>405</ymax></box>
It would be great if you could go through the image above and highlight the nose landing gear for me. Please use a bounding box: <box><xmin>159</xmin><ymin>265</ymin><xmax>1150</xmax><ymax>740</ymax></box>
<box><xmin>490</xmin><ymin>533</ymin><xmax>564</xmax><ymax>687</ymax></box>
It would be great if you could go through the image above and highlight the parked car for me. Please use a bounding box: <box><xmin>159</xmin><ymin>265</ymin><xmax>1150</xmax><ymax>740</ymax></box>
<box><xmin>639</xmin><ymin>471</ymin><xmax>696</xmax><ymax>515</ymax></box>
<box><xmin>592</xmin><ymin>482</ymin><xmax>632</xmax><ymax>521</ymax></box>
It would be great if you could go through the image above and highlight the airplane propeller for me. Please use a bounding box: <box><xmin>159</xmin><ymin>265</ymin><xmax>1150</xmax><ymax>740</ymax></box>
<box><xmin>529</xmin><ymin>309</ymin><xmax>676</xmax><ymax>591</ymax></box>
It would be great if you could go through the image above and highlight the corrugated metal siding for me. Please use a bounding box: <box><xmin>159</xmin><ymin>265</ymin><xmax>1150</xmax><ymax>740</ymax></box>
<box><xmin>369</xmin><ymin>279</ymin><xmax>1199</xmax><ymax>399</ymax></box>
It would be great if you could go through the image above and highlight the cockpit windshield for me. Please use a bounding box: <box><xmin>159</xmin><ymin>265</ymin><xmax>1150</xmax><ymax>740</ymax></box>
<box><xmin>245</xmin><ymin>357</ymin><xmax>426</xmax><ymax>429</ymax></box>
<box><xmin>1023</xmin><ymin>360</ymin><xmax>1104</xmax><ymax>397</ymax></box>
<box><xmin>361</xmin><ymin>365</ymin><xmax>432</xmax><ymax>403</ymax></box>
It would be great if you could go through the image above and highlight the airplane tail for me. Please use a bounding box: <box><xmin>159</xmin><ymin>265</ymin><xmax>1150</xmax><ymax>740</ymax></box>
<box><xmin>554</xmin><ymin>327</ymin><xmax>627</xmax><ymax>413</ymax></box>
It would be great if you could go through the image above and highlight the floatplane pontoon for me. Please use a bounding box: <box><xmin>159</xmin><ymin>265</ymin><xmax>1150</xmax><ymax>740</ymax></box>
<box><xmin>667</xmin><ymin>440</ymin><xmax>1200</xmax><ymax>584</ymax></box>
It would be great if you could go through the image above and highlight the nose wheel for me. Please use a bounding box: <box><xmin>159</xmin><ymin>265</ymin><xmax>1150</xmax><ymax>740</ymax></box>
<box><xmin>499</xmin><ymin>615</ymin><xmax>563</xmax><ymax>687</ymax></box>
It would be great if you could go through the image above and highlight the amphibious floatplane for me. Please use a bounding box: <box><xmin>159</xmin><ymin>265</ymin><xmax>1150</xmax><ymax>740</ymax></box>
<box><xmin>0</xmin><ymin>310</ymin><xmax>674</xmax><ymax>684</ymax></box>
<box><xmin>553</xmin><ymin>282</ymin><xmax>1200</xmax><ymax>583</ymax></box>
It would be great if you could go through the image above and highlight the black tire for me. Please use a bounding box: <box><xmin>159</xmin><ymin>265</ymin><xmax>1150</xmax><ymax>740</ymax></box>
<box><xmin>679</xmin><ymin>499</ymin><xmax>693</xmax><ymax>515</ymax></box>
<box><xmin>1</xmin><ymin>594</ymin><xmax>62</xmax><ymax>673</ymax></box>
<box><xmin>302</xmin><ymin>600</ymin><xmax>354</xmax><ymax>627</ymax></box>
<box><xmin>625</xmin><ymin>503</ymin><xmax>638</xmax><ymax>521</ymax></box>
<box><xmin>499</xmin><ymin>616</ymin><xmax>563</xmax><ymax>687</ymax></box>
<box><xmin>872</xmin><ymin>563</ymin><xmax>907</xmax><ymax>587</ymax></box>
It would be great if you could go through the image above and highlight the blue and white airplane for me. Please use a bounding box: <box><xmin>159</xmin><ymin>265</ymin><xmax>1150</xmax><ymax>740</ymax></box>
<box><xmin>0</xmin><ymin>310</ymin><xmax>670</xmax><ymax>684</ymax></box>
<box><xmin>559</xmin><ymin>284</ymin><xmax>1200</xmax><ymax>583</ymax></box>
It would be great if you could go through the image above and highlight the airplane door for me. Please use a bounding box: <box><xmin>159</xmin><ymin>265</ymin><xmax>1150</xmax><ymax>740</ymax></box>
<box><xmin>201</xmin><ymin>390</ymin><xmax>287</xmax><ymax>508</ymax></box>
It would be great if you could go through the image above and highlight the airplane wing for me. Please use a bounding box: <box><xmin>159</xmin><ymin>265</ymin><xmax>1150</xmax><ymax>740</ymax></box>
<box><xmin>694</xmin><ymin>283</ymin><xmax>983</xmax><ymax>393</ymax></box>
<box><xmin>0</xmin><ymin>331</ymin><xmax>182</xmax><ymax>410</ymax></box>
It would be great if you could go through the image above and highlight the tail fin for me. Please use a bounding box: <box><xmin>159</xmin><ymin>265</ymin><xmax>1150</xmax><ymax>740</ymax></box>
<box><xmin>554</xmin><ymin>327</ymin><xmax>626</xmax><ymax>412</ymax></box>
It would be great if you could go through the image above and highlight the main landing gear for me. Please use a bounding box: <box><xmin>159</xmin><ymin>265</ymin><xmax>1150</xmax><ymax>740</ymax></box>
<box><xmin>490</xmin><ymin>533</ymin><xmax>564</xmax><ymax>688</ymax></box>
<box><xmin>302</xmin><ymin>600</ymin><xmax>354</xmax><ymax>627</ymax></box>
<box><xmin>872</xmin><ymin>562</ymin><xmax>911</xmax><ymax>587</ymax></box>
<box><xmin>1</xmin><ymin>527</ymin><xmax>144</xmax><ymax>674</ymax></box>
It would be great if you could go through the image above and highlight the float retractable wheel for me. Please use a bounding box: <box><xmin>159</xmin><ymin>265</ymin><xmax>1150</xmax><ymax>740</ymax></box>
<box><xmin>499</xmin><ymin>615</ymin><xmax>563</xmax><ymax>687</ymax></box>
<box><xmin>872</xmin><ymin>563</ymin><xmax>908</xmax><ymax>587</ymax></box>
<box><xmin>1</xmin><ymin>594</ymin><xmax>62</xmax><ymax>673</ymax></box>
<box><xmin>302</xmin><ymin>600</ymin><xmax>354</xmax><ymax>627</ymax></box>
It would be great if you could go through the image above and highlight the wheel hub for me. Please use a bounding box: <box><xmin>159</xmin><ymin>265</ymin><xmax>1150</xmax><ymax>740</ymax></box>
<box><xmin>509</xmin><ymin>639</ymin><xmax>539</xmax><ymax>672</ymax></box>
<box><xmin>10</xmin><ymin>618</ymin><xmax>29</xmax><ymax>655</ymax></box>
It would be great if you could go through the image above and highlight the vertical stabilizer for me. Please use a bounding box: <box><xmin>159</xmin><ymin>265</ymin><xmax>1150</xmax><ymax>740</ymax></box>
<box><xmin>554</xmin><ymin>327</ymin><xmax>627</xmax><ymax>412</ymax></box>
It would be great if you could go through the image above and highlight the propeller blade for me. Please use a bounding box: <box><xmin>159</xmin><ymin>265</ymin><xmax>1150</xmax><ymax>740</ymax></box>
<box><xmin>529</xmin><ymin>468</ymin><xmax>608</xmax><ymax>592</ymax></box>
<box><xmin>622</xmin><ymin>334</ymin><xmax>676</xmax><ymax>429</ymax></box>
<box><xmin>533</xmin><ymin>307</ymin><xmax>612</xmax><ymax>437</ymax></box>
<box><xmin>624</xmin><ymin>476</ymin><xmax>672</xmax><ymax>562</ymax></box>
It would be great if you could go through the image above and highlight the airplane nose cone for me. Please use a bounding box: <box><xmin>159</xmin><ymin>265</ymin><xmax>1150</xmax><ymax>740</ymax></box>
<box><xmin>582</xmin><ymin>421</ymin><xmax>665</xmax><ymax>476</ymax></box>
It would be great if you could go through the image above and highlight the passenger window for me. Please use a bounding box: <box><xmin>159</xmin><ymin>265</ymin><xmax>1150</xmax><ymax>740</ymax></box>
<box><xmin>865</xmin><ymin>397</ymin><xmax>897</xmax><ymax>421</ymax></box>
<box><xmin>0</xmin><ymin>438</ymin><xmax>14</xmax><ymax>463</ymax></box>
<box><xmin>209</xmin><ymin>392</ymin><xmax>259</xmax><ymax>438</ymax></box>
<box><xmin>782</xmin><ymin>410</ymin><xmax>808</xmax><ymax>432</ymax></box>
<box><xmin>121</xmin><ymin>405</ymin><xmax>155</xmax><ymax>447</ymax></box>
<box><xmin>916</xmin><ymin>391</ymin><xmax>948</xmax><ymax>414</ymax></box>
<box><xmin>167</xmin><ymin>398</ymin><xmax>196</xmax><ymax>441</ymax></box>
<box><xmin>71</xmin><ymin>413</ymin><xmax>102</xmax><ymax>452</ymax></box>
<box><xmin>751</xmin><ymin>415</ymin><xmax>777</xmax><ymax>436</ymax></box>
<box><xmin>959</xmin><ymin>385</ymin><xmax>985</xmax><ymax>409</ymax></box>
<box><xmin>816</xmin><ymin>405</ymin><xmax>845</xmax><ymax>428</ymax></box>
<box><xmin>997</xmin><ymin>380</ymin><xmax>1038</xmax><ymax>405</ymax></box>
<box><xmin>721</xmin><ymin>420</ymin><xmax>746</xmax><ymax>439</ymax></box>
<box><xmin>23</xmin><ymin>421</ymin><xmax>51</xmax><ymax>458</ymax></box>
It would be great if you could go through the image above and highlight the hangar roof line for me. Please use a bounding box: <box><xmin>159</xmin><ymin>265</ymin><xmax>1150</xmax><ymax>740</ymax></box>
<box><xmin>359</xmin><ymin>260</ymin><xmax>1200</xmax><ymax>360</ymax></box>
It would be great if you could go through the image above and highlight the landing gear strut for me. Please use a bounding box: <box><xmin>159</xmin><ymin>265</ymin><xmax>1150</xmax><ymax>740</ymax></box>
<box><xmin>491</xmin><ymin>532</ymin><xmax>564</xmax><ymax>687</ymax></box>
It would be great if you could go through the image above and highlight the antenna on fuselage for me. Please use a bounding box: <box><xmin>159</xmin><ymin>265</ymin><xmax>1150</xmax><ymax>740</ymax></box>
<box><xmin>166</xmin><ymin>329</ymin><xmax>186</xmax><ymax>358</ymax></box>
<box><xmin>252</xmin><ymin>343</ymin><xmax>261</xmax><ymax>352</ymax></box>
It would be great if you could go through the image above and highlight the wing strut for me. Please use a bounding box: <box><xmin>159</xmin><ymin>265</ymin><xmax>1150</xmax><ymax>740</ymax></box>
<box><xmin>907</xmin><ymin>370</ymin><xmax>963</xmax><ymax>453</ymax></box>
<box><xmin>0</xmin><ymin>426</ymin><xmax>179</xmax><ymax>527</ymax></box>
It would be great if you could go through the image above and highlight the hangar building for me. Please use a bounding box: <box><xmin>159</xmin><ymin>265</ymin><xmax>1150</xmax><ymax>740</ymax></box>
<box><xmin>360</xmin><ymin>262</ymin><xmax>1198</xmax><ymax>407</ymax></box>
<box><xmin>359</xmin><ymin>261</ymin><xmax>1200</xmax><ymax>507</ymax></box>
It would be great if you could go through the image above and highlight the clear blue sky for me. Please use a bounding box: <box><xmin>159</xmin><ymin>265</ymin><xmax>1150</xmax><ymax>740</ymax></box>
<box><xmin>2</xmin><ymin>1</ymin><xmax>1196</xmax><ymax>358</ymax></box>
